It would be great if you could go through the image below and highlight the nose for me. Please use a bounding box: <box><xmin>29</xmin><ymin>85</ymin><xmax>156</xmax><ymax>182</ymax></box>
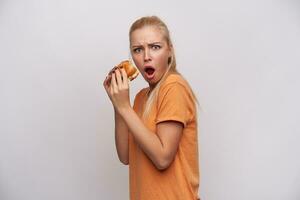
<box><xmin>144</xmin><ymin>49</ymin><xmax>151</xmax><ymax>62</ymax></box>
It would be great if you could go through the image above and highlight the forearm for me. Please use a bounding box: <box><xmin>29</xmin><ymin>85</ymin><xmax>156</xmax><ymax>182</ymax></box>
<box><xmin>118</xmin><ymin>106</ymin><xmax>166</xmax><ymax>169</ymax></box>
<box><xmin>114</xmin><ymin>108</ymin><xmax>129</xmax><ymax>165</ymax></box>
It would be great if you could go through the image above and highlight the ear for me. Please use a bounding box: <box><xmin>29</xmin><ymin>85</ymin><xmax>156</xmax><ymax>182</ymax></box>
<box><xmin>168</xmin><ymin>44</ymin><xmax>173</xmax><ymax>57</ymax></box>
<box><xmin>167</xmin><ymin>44</ymin><xmax>173</xmax><ymax>64</ymax></box>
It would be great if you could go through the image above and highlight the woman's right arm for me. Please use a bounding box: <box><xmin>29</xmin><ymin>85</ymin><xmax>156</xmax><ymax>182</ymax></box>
<box><xmin>114</xmin><ymin>108</ymin><xmax>129</xmax><ymax>165</ymax></box>
<box><xmin>103</xmin><ymin>69</ymin><xmax>130</xmax><ymax>165</ymax></box>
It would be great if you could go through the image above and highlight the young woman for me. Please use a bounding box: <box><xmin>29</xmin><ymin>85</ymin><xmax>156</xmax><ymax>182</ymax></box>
<box><xmin>103</xmin><ymin>16</ymin><xmax>200</xmax><ymax>200</ymax></box>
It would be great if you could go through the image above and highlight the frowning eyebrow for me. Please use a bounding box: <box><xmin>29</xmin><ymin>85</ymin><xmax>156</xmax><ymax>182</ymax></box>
<box><xmin>131</xmin><ymin>42</ymin><xmax>163</xmax><ymax>48</ymax></box>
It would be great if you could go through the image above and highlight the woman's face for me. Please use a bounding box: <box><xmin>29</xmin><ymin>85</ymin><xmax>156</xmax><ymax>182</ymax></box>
<box><xmin>130</xmin><ymin>26</ymin><xmax>172</xmax><ymax>89</ymax></box>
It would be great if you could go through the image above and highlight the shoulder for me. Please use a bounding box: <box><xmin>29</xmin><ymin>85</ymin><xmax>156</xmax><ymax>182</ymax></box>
<box><xmin>158</xmin><ymin>73</ymin><xmax>197</xmax><ymax>108</ymax></box>
<box><xmin>134</xmin><ymin>87</ymin><xmax>148</xmax><ymax>100</ymax></box>
<box><xmin>155</xmin><ymin>74</ymin><xmax>197</xmax><ymax>126</ymax></box>
<box><xmin>160</xmin><ymin>73</ymin><xmax>192</xmax><ymax>93</ymax></box>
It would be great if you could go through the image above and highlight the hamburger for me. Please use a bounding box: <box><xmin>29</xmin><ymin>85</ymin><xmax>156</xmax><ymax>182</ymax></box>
<box><xmin>116</xmin><ymin>60</ymin><xmax>139</xmax><ymax>81</ymax></box>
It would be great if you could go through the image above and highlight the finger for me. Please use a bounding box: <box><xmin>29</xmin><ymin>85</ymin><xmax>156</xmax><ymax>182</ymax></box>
<box><xmin>104</xmin><ymin>74</ymin><xmax>112</xmax><ymax>87</ymax></box>
<box><xmin>103</xmin><ymin>76</ymin><xmax>108</xmax><ymax>89</ymax></box>
<box><xmin>111</xmin><ymin>72</ymin><xmax>118</xmax><ymax>92</ymax></box>
<box><xmin>103</xmin><ymin>76</ymin><xmax>109</xmax><ymax>89</ymax></box>
<box><xmin>120</xmin><ymin>68</ymin><xmax>128</xmax><ymax>85</ymax></box>
<box><xmin>108</xmin><ymin>66</ymin><xmax>118</xmax><ymax>76</ymax></box>
<box><xmin>106</xmin><ymin>74</ymin><xmax>112</xmax><ymax>85</ymax></box>
<box><xmin>115</xmin><ymin>68</ymin><xmax>123</xmax><ymax>86</ymax></box>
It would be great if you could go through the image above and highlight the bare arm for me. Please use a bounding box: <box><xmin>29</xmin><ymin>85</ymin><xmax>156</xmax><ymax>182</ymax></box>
<box><xmin>114</xmin><ymin>108</ymin><xmax>129</xmax><ymax>165</ymax></box>
<box><xmin>103</xmin><ymin>69</ymin><xmax>129</xmax><ymax>165</ymax></box>
<box><xmin>118</xmin><ymin>106</ymin><xmax>183</xmax><ymax>170</ymax></box>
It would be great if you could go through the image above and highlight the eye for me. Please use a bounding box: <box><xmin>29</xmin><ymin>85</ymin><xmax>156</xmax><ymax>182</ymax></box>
<box><xmin>133</xmin><ymin>48</ymin><xmax>142</xmax><ymax>53</ymax></box>
<box><xmin>151</xmin><ymin>45</ymin><xmax>161</xmax><ymax>50</ymax></box>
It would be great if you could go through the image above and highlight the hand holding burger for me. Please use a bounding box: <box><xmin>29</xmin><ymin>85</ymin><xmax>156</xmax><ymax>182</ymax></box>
<box><xmin>103</xmin><ymin>60</ymin><xmax>138</xmax><ymax>111</ymax></box>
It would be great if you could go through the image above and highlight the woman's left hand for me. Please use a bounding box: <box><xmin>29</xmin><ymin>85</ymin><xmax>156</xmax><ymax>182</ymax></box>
<box><xmin>103</xmin><ymin>67</ymin><xmax>131</xmax><ymax>112</ymax></box>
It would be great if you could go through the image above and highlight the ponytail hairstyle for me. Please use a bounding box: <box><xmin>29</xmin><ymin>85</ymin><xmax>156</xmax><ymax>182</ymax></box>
<box><xmin>129</xmin><ymin>16</ymin><xmax>199</xmax><ymax>120</ymax></box>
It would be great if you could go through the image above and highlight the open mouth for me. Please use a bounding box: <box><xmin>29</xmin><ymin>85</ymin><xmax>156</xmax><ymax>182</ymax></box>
<box><xmin>144</xmin><ymin>66</ymin><xmax>155</xmax><ymax>76</ymax></box>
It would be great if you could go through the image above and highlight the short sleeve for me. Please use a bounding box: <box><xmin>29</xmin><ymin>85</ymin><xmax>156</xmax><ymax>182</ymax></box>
<box><xmin>155</xmin><ymin>82</ymin><xmax>193</xmax><ymax>127</ymax></box>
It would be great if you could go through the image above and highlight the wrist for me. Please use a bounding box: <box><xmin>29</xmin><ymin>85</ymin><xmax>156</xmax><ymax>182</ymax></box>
<box><xmin>118</xmin><ymin>105</ymin><xmax>132</xmax><ymax>117</ymax></box>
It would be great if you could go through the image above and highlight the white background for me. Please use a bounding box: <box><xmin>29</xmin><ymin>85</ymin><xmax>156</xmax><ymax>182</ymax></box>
<box><xmin>1</xmin><ymin>0</ymin><xmax>299</xmax><ymax>199</ymax></box>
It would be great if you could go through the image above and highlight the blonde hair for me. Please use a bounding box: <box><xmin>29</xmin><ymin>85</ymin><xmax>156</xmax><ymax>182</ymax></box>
<box><xmin>129</xmin><ymin>16</ymin><xmax>199</xmax><ymax>120</ymax></box>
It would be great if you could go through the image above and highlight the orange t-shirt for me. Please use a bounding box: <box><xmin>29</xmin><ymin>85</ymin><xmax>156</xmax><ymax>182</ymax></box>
<box><xmin>129</xmin><ymin>73</ymin><xmax>200</xmax><ymax>200</ymax></box>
